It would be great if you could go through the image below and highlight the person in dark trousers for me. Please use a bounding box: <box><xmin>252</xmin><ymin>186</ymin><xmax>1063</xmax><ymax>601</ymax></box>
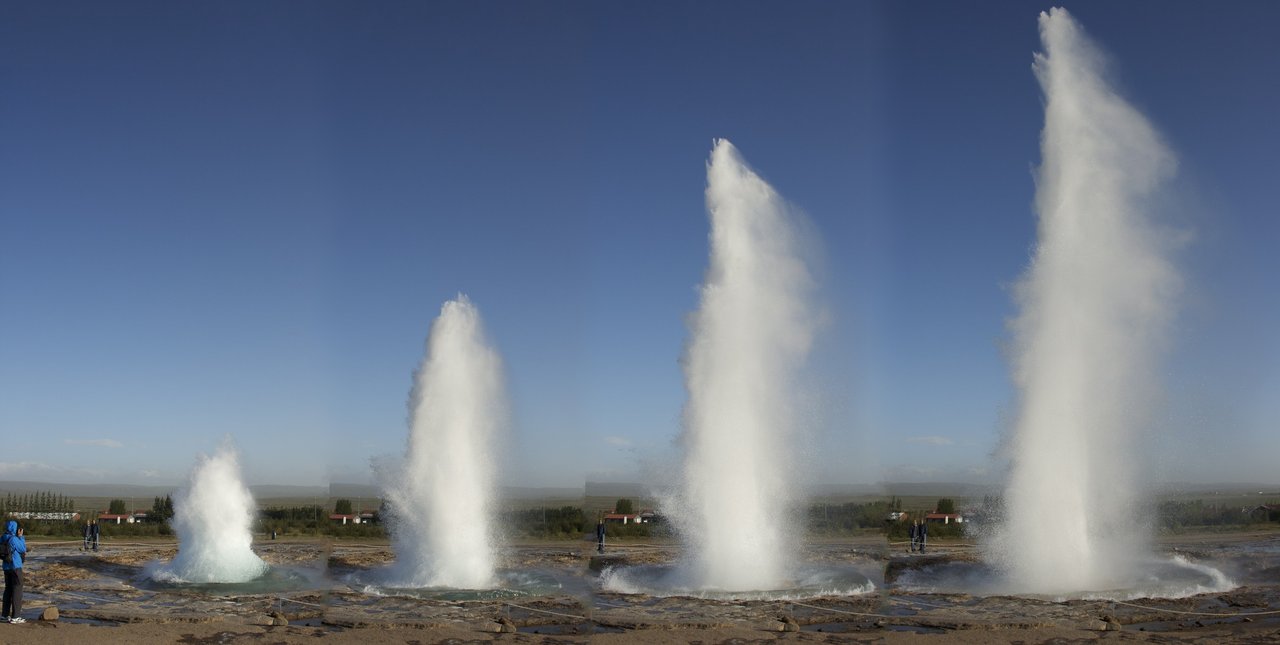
<box><xmin>2</xmin><ymin>521</ymin><xmax>28</xmax><ymax>624</ymax></box>
<box><xmin>82</xmin><ymin>521</ymin><xmax>92</xmax><ymax>551</ymax></box>
<box><xmin>908</xmin><ymin>520</ymin><xmax>918</xmax><ymax>553</ymax></box>
<box><xmin>596</xmin><ymin>519</ymin><xmax>606</xmax><ymax>554</ymax></box>
<box><xmin>918</xmin><ymin>520</ymin><xmax>928</xmax><ymax>554</ymax></box>
<box><xmin>90</xmin><ymin>520</ymin><xmax>100</xmax><ymax>551</ymax></box>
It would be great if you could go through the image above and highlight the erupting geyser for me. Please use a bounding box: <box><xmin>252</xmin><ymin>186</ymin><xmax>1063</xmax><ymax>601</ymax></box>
<box><xmin>671</xmin><ymin>139</ymin><xmax>818</xmax><ymax>591</ymax></box>
<box><xmin>383</xmin><ymin>295</ymin><xmax>504</xmax><ymax>588</ymax></box>
<box><xmin>994</xmin><ymin>8</ymin><xmax>1197</xmax><ymax>594</ymax></box>
<box><xmin>153</xmin><ymin>443</ymin><xmax>267</xmax><ymax>583</ymax></box>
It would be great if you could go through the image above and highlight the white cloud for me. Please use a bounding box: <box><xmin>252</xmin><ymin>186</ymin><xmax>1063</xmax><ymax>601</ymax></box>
<box><xmin>63</xmin><ymin>438</ymin><xmax>124</xmax><ymax>449</ymax></box>
<box><xmin>0</xmin><ymin>461</ymin><xmax>61</xmax><ymax>476</ymax></box>
<box><xmin>906</xmin><ymin>435</ymin><xmax>954</xmax><ymax>446</ymax></box>
<box><xmin>0</xmin><ymin>461</ymin><xmax>180</xmax><ymax>486</ymax></box>
<box><xmin>0</xmin><ymin>461</ymin><xmax>108</xmax><ymax>481</ymax></box>
<box><xmin>604</xmin><ymin>436</ymin><xmax>632</xmax><ymax>448</ymax></box>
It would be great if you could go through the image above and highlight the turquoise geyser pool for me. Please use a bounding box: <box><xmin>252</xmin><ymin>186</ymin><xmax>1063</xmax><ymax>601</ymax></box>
<box><xmin>352</xmin><ymin>567</ymin><xmax>569</xmax><ymax>601</ymax></box>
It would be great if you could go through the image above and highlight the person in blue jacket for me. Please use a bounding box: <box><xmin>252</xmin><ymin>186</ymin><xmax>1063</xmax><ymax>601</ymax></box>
<box><xmin>2</xmin><ymin>520</ymin><xmax>27</xmax><ymax>624</ymax></box>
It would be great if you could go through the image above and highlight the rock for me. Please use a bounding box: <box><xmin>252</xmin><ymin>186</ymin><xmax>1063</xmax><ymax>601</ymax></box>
<box><xmin>495</xmin><ymin>617</ymin><xmax>517</xmax><ymax>633</ymax></box>
<box><xmin>777</xmin><ymin>616</ymin><xmax>799</xmax><ymax>632</ymax></box>
<box><xmin>588</xmin><ymin>555</ymin><xmax>628</xmax><ymax>572</ymax></box>
<box><xmin>40</xmin><ymin>606</ymin><xmax>59</xmax><ymax>621</ymax></box>
<box><xmin>269</xmin><ymin>611</ymin><xmax>289</xmax><ymax>626</ymax></box>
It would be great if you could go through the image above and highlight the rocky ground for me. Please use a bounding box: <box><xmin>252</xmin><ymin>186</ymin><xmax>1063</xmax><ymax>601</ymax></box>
<box><xmin>6</xmin><ymin>533</ymin><xmax>1278</xmax><ymax>643</ymax></box>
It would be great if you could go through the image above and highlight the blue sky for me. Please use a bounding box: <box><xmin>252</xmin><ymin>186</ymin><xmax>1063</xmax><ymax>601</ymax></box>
<box><xmin>1</xmin><ymin>2</ymin><xmax>1276</xmax><ymax>488</ymax></box>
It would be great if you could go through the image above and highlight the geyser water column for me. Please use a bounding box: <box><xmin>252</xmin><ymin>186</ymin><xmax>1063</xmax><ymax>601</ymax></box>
<box><xmin>673</xmin><ymin>139</ymin><xmax>818</xmax><ymax>591</ymax></box>
<box><xmin>997</xmin><ymin>8</ymin><xmax>1181</xmax><ymax>594</ymax></box>
<box><xmin>384</xmin><ymin>295</ymin><xmax>504</xmax><ymax>588</ymax></box>
<box><xmin>155</xmin><ymin>442</ymin><xmax>267</xmax><ymax>583</ymax></box>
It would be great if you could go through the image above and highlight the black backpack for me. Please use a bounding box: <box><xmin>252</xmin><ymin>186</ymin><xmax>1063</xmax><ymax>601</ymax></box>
<box><xmin>0</xmin><ymin>535</ymin><xmax>10</xmax><ymax>564</ymax></box>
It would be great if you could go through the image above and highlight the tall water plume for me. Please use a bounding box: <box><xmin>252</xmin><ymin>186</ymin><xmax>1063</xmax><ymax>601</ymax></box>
<box><xmin>995</xmin><ymin>8</ymin><xmax>1180</xmax><ymax>593</ymax></box>
<box><xmin>154</xmin><ymin>442</ymin><xmax>267</xmax><ymax>583</ymax></box>
<box><xmin>672</xmin><ymin>139</ymin><xmax>818</xmax><ymax>591</ymax></box>
<box><xmin>384</xmin><ymin>295</ymin><xmax>504</xmax><ymax>588</ymax></box>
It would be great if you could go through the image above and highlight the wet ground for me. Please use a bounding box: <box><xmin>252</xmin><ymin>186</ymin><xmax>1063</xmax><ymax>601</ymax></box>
<box><xmin>15</xmin><ymin>532</ymin><xmax>1280</xmax><ymax>642</ymax></box>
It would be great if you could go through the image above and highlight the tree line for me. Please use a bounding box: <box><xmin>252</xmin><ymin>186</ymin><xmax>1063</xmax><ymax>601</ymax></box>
<box><xmin>5</xmin><ymin>490</ymin><xmax>1274</xmax><ymax>539</ymax></box>
<box><xmin>0</xmin><ymin>492</ymin><xmax>76</xmax><ymax>515</ymax></box>
<box><xmin>1159</xmin><ymin>500</ymin><xmax>1278</xmax><ymax>530</ymax></box>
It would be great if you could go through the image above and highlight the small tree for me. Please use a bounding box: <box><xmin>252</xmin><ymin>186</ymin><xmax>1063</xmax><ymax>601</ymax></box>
<box><xmin>614</xmin><ymin>498</ymin><xmax>634</xmax><ymax>515</ymax></box>
<box><xmin>151</xmin><ymin>495</ymin><xmax>175</xmax><ymax>522</ymax></box>
<box><xmin>936</xmin><ymin>498</ymin><xmax>956</xmax><ymax>515</ymax></box>
<box><xmin>334</xmin><ymin>499</ymin><xmax>353</xmax><ymax>515</ymax></box>
<box><xmin>108</xmin><ymin>499</ymin><xmax>128</xmax><ymax>514</ymax></box>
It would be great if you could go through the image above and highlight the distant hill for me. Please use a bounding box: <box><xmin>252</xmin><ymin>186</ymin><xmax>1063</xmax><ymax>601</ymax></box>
<box><xmin>502</xmin><ymin>486</ymin><xmax>583</xmax><ymax>500</ymax></box>
<box><xmin>808</xmin><ymin>483</ymin><xmax>882</xmax><ymax>497</ymax></box>
<box><xmin>0</xmin><ymin>480</ymin><xmax>327</xmax><ymax>503</ymax></box>
<box><xmin>583</xmin><ymin>481</ymin><xmax>1005</xmax><ymax>500</ymax></box>
<box><xmin>328</xmin><ymin>482</ymin><xmax>380</xmax><ymax>499</ymax></box>
<box><xmin>10</xmin><ymin>478</ymin><xmax>1270</xmax><ymax>508</ymax></box>
<box><xmin>327</xmin><ymin>483</ymin><xmax>583</xmax><ymax>502</ymax></box>
<box><xmin>1157</xmin><ymin>482</ymin><xmax>1280</xmax><ymax>495</ymax></box>
<box><xmin>876</xmin><ymin>482</ymin><xmax>995</xmax><ymax>498</ymax></box>
<box><xmin>585</xmin><ymin>481</ymin><xmax>646</xmax><ymax>498</ymax></box>
<box><xmin>248</xmin><ymin>484</ymin><xmax>328</xmax><ymax>500</ymax></box>
<box><xmin>0</xmin><ymin>480</ymin><xmax>180</xmax><ymax>499</ymax></box>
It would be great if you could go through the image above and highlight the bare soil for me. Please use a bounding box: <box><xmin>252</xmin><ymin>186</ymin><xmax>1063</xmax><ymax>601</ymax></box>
<box><xmin>7</xmin><ymin>533</ymin><xmax>1278</xmax><ymax>644</ymax></box>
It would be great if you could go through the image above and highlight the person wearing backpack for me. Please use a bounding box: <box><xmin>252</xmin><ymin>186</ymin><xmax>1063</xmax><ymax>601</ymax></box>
<box><xmin>1</xmin><ymin>521</ymin><xmax>27</xmax><ymax>624</ymax></box>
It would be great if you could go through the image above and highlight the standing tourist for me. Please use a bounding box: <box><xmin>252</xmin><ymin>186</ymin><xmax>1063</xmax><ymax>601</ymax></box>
<box><xmin>2</xmin><ymin>521</ymin><xmax>27</xmax><ymax>624</ymax></box>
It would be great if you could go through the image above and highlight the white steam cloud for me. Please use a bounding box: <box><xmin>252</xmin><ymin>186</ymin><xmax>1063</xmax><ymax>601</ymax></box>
<box><xmin>670</xmin><ymin>139</ymin><xmax>819</xmax><ymax>591</ymax></box>
<box><xmin>383</xmin><ymin>295</ymin><xmax>505</xmax><ymax>589</ymax></box>
<box><xmin>152</xmin><ymin>441</ymin><xmax>267</xmax><ymax>583</ymax></box>
<box><xmin>994</xmin><ymin>8</ymin><xmax>1185</xmax><ymax>594</ymax></box>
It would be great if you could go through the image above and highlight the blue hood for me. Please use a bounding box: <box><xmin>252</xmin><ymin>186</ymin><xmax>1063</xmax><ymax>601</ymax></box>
<box><xmin>4</xmin><ymin>520</ymin><xmax>15</xmax><ymax>535</ymax></box>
